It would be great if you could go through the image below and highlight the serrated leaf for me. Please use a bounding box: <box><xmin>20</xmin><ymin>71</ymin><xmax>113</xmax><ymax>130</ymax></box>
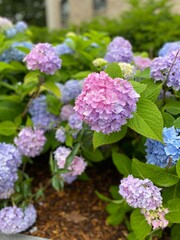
<box><xmin>166</xmin><ymin>198</ymin><xmax>180</xmax><ymax>223</ymax></box>
<box><xmin>132</xmin><ymin>158</ymin><xmax>179</xmax><ymax>187</ymax></box>
<box><xmin>162</xmin><ymin>182</ymin><xmax>180</xmax><ymax>203</ymax></box>
<box><xmin>83</xmin><ymin>148</ymin><xmax>104</xmax><ymax>162</ymax></box>
<box><xmin>128</xmin><ymin>98</ymin><xmax>163</xmax><ymax>142</ymax></box>
<box><xmin>176</xmin><ymin>160</ymin><xmax>180</xmax><ymax>177</ymax></box>
<box><xmin>105</xmin><ymin>63</ymin><xmax>123</xmax><ymax>78</ymax></box>
<box><xmin>130</xmin><ymin>209</ymin><xmax>151</xmax><ymax>240</ymax></box>
<box><xmin>129</xmin><ymin>81</ymin><xmax>147</xmax><ymax>94</ymax></box>
<box><xmin>112</xmin><ymin>152</ymin><xmax>132</xmax><ymax>176</ymax></box>
<box><xmin>0</xmin><ymin>61</ymin><xmax>15</xmax><ymax>71</ymax></box>
<box><xmin>93</xmin><ymin>125</ymin><xmax>127</xmax><ymax>149</ymax></box>
<box><xmin>171</xmin><ymin>224</ymin><xmax>180</xmax><ymax>240</ymax></box>
<box><xmin>164</xmin><ymin>100</ymin><xmax>180</xmax><ymax>115</ymax></box>
<box><xmin>24</xmin><ymin>71</ymin><xmax>39</xmax><ymax>84</ymax></box>
<box><xmin>162</xmin><ymin>112</ymin><xmax>175</xmax><ymax>127</ymax></box>
<box><xmin>141</xmin><ymin>79</ymin><xmax>163</xmax><ymax>102</ymax></box>
<box><xmin>0</xmin><ymin>121</ymin><xmax>16</xmax><ymax>136</ymax></box>
<box><xmin>173</xmin><ymin>117</ymin><xmax>180</xmax><ymax>128</ymax></box>
<box><xmin>43</xmin><ymin>80</ymin><xmax>61</xmax><ymax>97</ymax></box>
<box><xmin>0</xmin><ymin>101</ymin><xmax>24</xmax><ymax>121</ymax></box>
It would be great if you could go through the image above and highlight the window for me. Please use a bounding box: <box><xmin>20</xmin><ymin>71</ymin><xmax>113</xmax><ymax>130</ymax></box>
<box><xmin>93</xmin><ymin>0</ymin><xmax>107</xmax><ymax>10</ymax></box>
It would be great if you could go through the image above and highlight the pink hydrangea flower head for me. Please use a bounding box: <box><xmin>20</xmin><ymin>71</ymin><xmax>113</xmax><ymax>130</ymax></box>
<box><xmin>74</xmin><ymin>71</ymin><xmax>139</xmax><ymax>134</ymax></box>
<box><xmin>119</xmin><ymin>175</ymin><xmax>162</xmax><ymax>210</ymax></box>
<box><xmin>141</xmin><ymin>206</ymin><xmax>169</xmax><ymax>229</ymax></box>
<box><xmin>14</xmin><ymin>127</ymin><xmax>46</xmax><ymax>158</ymax></box>
<box><xmin>133</xmin><ymin>56</ymin><xmax>152</xmax><ymax>71</ymax></box>
<box><xmin>53</xmin><ymin>146</ymin><xmax>87</xmax><ymax>182</ymax></box>
<box><xmin>23</xmin><ymin>43</ymin><xmax>62</xmax><ymax>74</ymax></box>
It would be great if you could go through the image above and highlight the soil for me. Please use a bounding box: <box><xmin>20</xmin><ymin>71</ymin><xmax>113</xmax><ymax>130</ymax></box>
<box><xmin>25</xmin><ymin>157</ymin><xmax>170</xmax><ymax>240</ymax></box>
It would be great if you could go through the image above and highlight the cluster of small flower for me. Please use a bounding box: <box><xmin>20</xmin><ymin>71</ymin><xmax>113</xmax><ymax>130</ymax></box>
<box><xmin>133</xmin><ymin>55</ymin><xmax>152</xmax><ymax>71</ymax></box>
<box><xmin>0</xmin><ymin>143</ymin><xmax>22</xmax><ymax>199</ymax></box>
<box><xmin>145</xmin><ymin>126</ymin><xmax>180</xmax><ymax>168</ymax></box>
<box><xmin>104</xmin><ymin>36</ymin><xmax>133</xmax><ymax>63</ymax></box>
<box><xmin>53</xmin><ymin>146</ymin><xmax>87</xmax><ymax>184</ymax></box>
<box><xmin>54</xmin><ymin>43</ymin><xmax>74</xmax><ymax>56</ymax></box>
<box><xmin>29</xmin><ymin>95</ymin><xmax>60</xmax><ymax>131</ymax></box>
<box><xmin>158</xmin><ymin>41</ymin><xmax>180</xmax><ymax>56</ymax></box>
<box><xmin>5</xmin><ymin>21</ymin><xmax>28</xmax><ymax>38</ymax></box>
<box><xmin>74</xmin><ymin>71</ymin><xmax>139</xmax><ymax>134</ymax></box>
<box><xmin>119</xmin><ymin>175</ymin><xmax>169</xmax><ymax>229</ymax></box>
<box><xmin>0</xmin><ymin>41</ymin><xmax>33</xmax><ymax>63</ymax></box>
<box><xmin>150</xmin><ymin>49</ymin><xmax>180</xmax><ymax>90</ymax></box>
<box><xmin>118</xmin><ymin>62</ymin><xmax>136</xmax><ymax>79</ymax></box>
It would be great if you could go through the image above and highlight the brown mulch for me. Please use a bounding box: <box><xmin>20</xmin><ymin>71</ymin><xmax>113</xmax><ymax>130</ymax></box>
<box><xmin>26</xmin><ymin>159</ymin><xmax>128</xmax><ymax>240</ymax></box>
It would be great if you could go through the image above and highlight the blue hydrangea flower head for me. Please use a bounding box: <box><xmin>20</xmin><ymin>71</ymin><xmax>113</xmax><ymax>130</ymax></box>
<box><xmin>15</xmin><ymin>21</ymin><xmax>28</xmax><ymax>32</ymax></box>
<box><xmin>158</xmin><ymin>42</ymin><xmax>180</xmax><ymax>56</ymax></box>
<box><xmin>55</xmin><ymin>43</ymin><xmax>74</xmax><ymax>56</ymax></box>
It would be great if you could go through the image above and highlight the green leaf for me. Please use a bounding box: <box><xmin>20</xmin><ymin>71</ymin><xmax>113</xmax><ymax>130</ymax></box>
<box><xmin>130</xmin><ymin>209</ymin><xmax>151</xmax><ymax>240</ymax></box>
<box><xmin>0</xmin><ymin>121</ymin><xmax>16</xmax><ymax>136</ymax></box>
<box><xmin>173</xmin><ymin>117</ymin><xmax>180</xmax><ymax>128</ymax></box>
<box><xmin>0</xmin><ymin>101</ymin><xmax>24</xmax><ymax>121</ymax></box>
<box><xmin>0</xmin><ymin>62</ymin><xmax>15</xmax><ymax>71</ymax></box>
<box><xmin>24</xmin><ymin>71</ymin><xmax>39</xmax><ymax>84</ymax></box>
<box><xmin>162</xmin><ymin>112</ymin><xmax>175</xmax><ymax>127</ymax></box>
<box><xmin>105</xmin><ymin>63</ymin><xmax>123</xmax><ymax>78</ymax></box>
<box><xmin>46</xmin><ymin>94</ymin><xmax>62</xmax><ymax>115</ymax></box>
<box><xmin>176</xmin><ymin>160</ymin><xmax>180</xmax><ymax>177</ymax></box>
<box><xmin>128</xmin><ymin>98</ymin><xmax>164</xmax><ymax>142</ymax></box>
<box><xmin>109</xmin><ymin>185</ymin><xmax>122</xmax><ymax>200</ymax></box>
<box><xmin>93</xmin><ymin>125</ymin><xmax>127</xmax><ymax>149</ymax></box>
<box><xmin>73</xmin><ymin>71</ymin><xmax>91</xmax><ymax>79</ymax></box>
<box><xmin>112</xmin><ymin>152</ymin><xmax>132</xmax><ymax>176</ymax></box>
<box><xmin>162</xmin><ymin>182</ymin><xmax>180</xmax><ymax>203</ymax></box>
<box><xmin>95</xmin><ymin>190</ymin><xmax>112</xmax><ymax>202</ymax></box>
<box><xmin>141</xmin><ymin>79</ymin><xmax>163</xmax><ymax>102</ymax></box>
<box><xmin>106</xmin><ymin>210</ymin><xmax>125</xmax><ymax>225</ymax></box>
<box><xmin>132</xmin><ymin>158</ymin><xmax>179</xmax><ymax>187</ymax></box>
<box><xmin>166</xmin><ymin>198</ymin><xmax>180</xmax><ymax>223</ymax></box>
<box><xmin>164</xmin><ymin>99</ymin><xmax>180</xmax><ymax>115</ymax></box>
<box><xmin>65</xmin><ymin>143</ymin><xmax>81</xmax><ymax>168</ymax></box>
<box><xmin>171</xmin><ymin>224</ymin><xmax>180</xmax><ymax>240</ymax></box>
<box><xmin>127</xmin><ymin>232</ymin><xmax>138</xmax><ymax>240</ymax></box>
<box><xmin>83</xmin><ymin>148</ymin><xmax>104</xmax><ymax>162</ymax></box>
<box><xmin>43</xmin><ymin>80</ymin><xmax>61</xmax><ymax>97</ymax></box>
<box><xmin>129</xmin><ymin>81</ymin><xmax>147</xmax><ymax>94</ymax></box>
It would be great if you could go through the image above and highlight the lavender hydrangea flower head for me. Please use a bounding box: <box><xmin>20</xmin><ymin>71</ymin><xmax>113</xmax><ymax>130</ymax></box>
<box><xmin>55</xmin><ymin>43</ymin><xmax>73</xmax><ymax>56</ymax></box>
<box><xmin>60</xmin><ymin>104</ymin><xmax>75</xmax><ymax>121</ymax></box>
<box><xmin>55</xmin><ymin>127</ymin><xmax>66</xmax><ymax>143</ymax></box>
<box><xmin>158</xmin><ymin>41</ymin><xmax>180</xmax><ymax>56</ymax></box>
<box><xmin>74</xmin><ymin>71</ymin><xmax>139</xmax><ymax>134</ymax></box>
<box><xmin>145</xmin><ymin>126</ymin><xmax>180</xmax><ymax>167</ymax></box>
<box><xmin>118</xmin><ymin>62</ymin><xmax>136</xmax><ymax>79</ymax></box>
<box><xmin>14</xmin><ymin>127</ymin><xmax>46</xmax><ymax>158</ymax></box>
<box><xmin>54</xmin><ymin>146</ymin><xmax>87</xmax><ymax>182</ymax></box>
<box><xmin>0</xmin><ymin>143</ymin><xmax>22</xmax><ymax>199</ymax></box>
<box><xmin>29</xmin><ymin>95</ymin><xmax>60</xmax><ymax>131</ymax></box>
<box><xmin>104</xmin><ymin>36</ymin><xmax>133</xmax><ymax>63</ymax></box>
<box><xmin>119</xmin><ymin>175</ymin><xmax>162</xmax><ymax>210</ymax></box>
<box><xmin>23</xmin><ymin>43</ymin><xmax>62</xmax><ymax>75</ymax></box>
<box><xmin>68</xmin><ymin>113</ymin><xmax>83</xmax><ymax>131</ymax></box>
<box><xmin>150</xmin><ymin>50</ymin><xmax>180</xmax><ymax>90</ymax></box>
<box><xmin>133</xmin><ymin>56</ymin><xmax>152</xmax><ymax>71</ymax></box>
<box><xmin>0</xmin><ymin>204</ymin><xmax>37</xmax><ymax>234</ymax></box>
<box><xmin>141</xmin><ymin>206</ymin><xmax>169</xmax><ymax>229</ymax></box>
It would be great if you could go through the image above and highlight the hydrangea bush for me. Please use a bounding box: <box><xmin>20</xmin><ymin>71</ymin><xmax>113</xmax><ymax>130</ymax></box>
<box><xmin>0</xmin><ymin>16</ymin><xmax>180</xmax><ymax>240</ymax></box>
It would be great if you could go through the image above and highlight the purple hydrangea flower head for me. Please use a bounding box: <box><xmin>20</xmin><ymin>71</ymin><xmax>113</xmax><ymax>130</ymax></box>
<box><xmin>15</xmin><ymin>21</ymin><xmax>28</xmax><ymax>32</ymax></box>
<box><xmin>68</xmin><ymin>113</ymin><xmax>83</xmax><ymax>130</ymax></box>
<box><xmin>150</xmin><ymin>50</ymin><xmax>180</xmax><ymax>90</ymax></box>
<box><xmin>0</xmin><ymin>17</ymin><xmax>13</xmax><ymax>32</ymax></box>
<box><xmin>60</xmin><ymin>104</ymin><xmax>75</xmax><ymax>121</ymax></box>
<box><xmin>23</xmin><ymin>43</ymin><xmax>62</xmax><ymax>75</ymax></box>
<box><xmin>55</xmin><ymin>127</ymin><xmax>66</xmax><ymax>143</ymax></box>
<box><xmin>133</xmin><ymin>56</ymin><xmax>152</xmax><ymax>71</ymax></box>
<box><xmin>141</xmin><ymin>206</ymin><xmax>169</xmax><ymax>229</ymax></box>
<box><xmin>0</xmin><ymin>204</ymin><xmax>37</xmax><ymax>234</ymax></box>
<box><xmin>145</xmin><ymin>126</ymin><xmax>180</xmax><ymax>167</ymax></box>
<box><xmin>54</xmin><ymin>146</ymin><xmax>87</xmax><ymax>182</ymax></box>
<box><xmin>0</xmin><ymin>41</ymin><xmax>33</xmax><ymax>63</ymax></box>
<box><xmin>74</xmin><ymin>71</ymin><xmax>139</xmax><ymax>134</ymax></box>
<box><xmin>55</xmin><ymin>43</ymin><xmax>74</xmax><ymax>56</ymax></box>
<box><xmin>28</xmin><ymin>95</ymin><xmax>60</xmax><ymax>131</ymax></box>
<box><xmin>57</xmin><ymin>80</ymin><xmax>83</xmax><ymax>103</ymax></box>
<box><xmin>0</xmin><ymin>143</ymin><xmax>22</xmax><ymax>199</ymax></box>
<box><xmin>14</xmin><ymin>127</ymin><xmax>46</xmax><ymax>158</ymax></box>
<box><xmin>158</xmin><ymin>42</ymin><xmax>180</xmax><ymax>56</ymax></box>
<box><xmin>104</xmin><ymin>36</ymin><xmax>133</xmax><ymax>63</ymax></box>
<box><xmin>119</xmin><ymin>175</ymin><xmax>162</xmax><ymax>210</ymax></box>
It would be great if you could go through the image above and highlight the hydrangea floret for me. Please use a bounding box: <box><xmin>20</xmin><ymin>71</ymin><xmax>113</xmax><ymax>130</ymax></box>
<box><xmin>119</xmin><ymin>175</ymin><xmax>162</xmax><ymax>210</ymax></box>
<box><xmin>60</xmin><ymin>104</ymin><xmax>75</xmax><ymax>121</ymax></box>
<box><xmin>158</xmin><ymin>41</ymin><xmax>180</xmax><ymax>56</ymax></box>
<box><xmin>55</xmin><ymin>127</ymin><xmax>66</xmax><ymax>143</ymax></box>
<box><xmin>74</xmin><ymin>71</ymin><xmax>139</xmax><ymax>134</ymax></box>
<box><xmin>14</xmin><ymin>127</ymin><xmax>46</xmax><ymax>158</ymax></box>
<box><xmin>118</xmin><ymin>62</ymin><xmax>136</xmax><ymax>79</ymax></box>
<box><xmin>133</xmin><ymin>56</ymin><xmax>151</xmax><ymax>71</ymax></box>
<box><xmin>0</xmin><ymin>204</ymin><xmax>37</xmax><ymax>234</ymax></box>
<box><xmin>104</xmin><ymin>36</ymin><xmax>133</xmax><ymax>63</ymax></box>
<box><xmin>23</xmin><ymin>43</ymin><xmax>62</xmax><ymax>75</ymax></box>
